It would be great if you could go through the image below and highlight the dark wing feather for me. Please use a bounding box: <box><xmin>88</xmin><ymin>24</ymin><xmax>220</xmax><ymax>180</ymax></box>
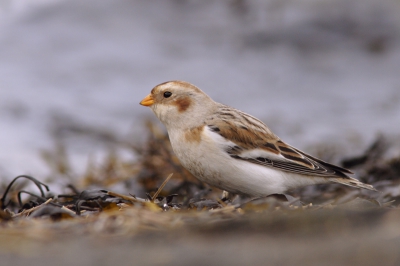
<box><xmin>231</xmin><ymin>150</ymin><xmax>349</xmax><ymax>178</ymax></box>
<box><xmin>292</xmin><ymin>146</ymin><xmax>353</xmax><ymax>174</ymax></box>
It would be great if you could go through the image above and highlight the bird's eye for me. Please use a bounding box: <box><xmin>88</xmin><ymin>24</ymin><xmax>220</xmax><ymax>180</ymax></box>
<box><xmin>163</xmin><ymin>91</ymin><xmax>172</xmax><ymax>98</ymax></box>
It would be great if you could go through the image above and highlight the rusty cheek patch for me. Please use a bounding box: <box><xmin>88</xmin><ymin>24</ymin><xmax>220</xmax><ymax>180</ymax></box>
<box><xmin>184</xmin><ymin>125</ymin><xmax>204</xmax><ymax>143</ymax></box>
<box><xmin>174</xmin><ymin>97</ymin><xmax>192</xmax><ymax>112</ymax></box>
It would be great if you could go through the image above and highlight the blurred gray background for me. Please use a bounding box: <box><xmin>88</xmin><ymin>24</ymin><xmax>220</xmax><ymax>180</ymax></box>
<box><xmin>0</xmin><ymin>0</ymin><xmax>399</xmax><ymax>179</ymax></box>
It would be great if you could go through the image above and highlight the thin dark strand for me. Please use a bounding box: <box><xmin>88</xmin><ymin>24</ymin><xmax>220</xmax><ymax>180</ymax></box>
<box><xmin>1</xmin><ymin>175</ymin><xmax>50</xmax><ymax>209</ymax></box>
<box><xmin>17</xmin><ymin>191</ymin><xmax>48</xmax><ymax>208</ymax></box>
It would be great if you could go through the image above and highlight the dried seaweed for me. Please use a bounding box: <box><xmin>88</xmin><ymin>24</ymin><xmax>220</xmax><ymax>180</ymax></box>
<box><xmin>0</xmin><ymin>175</ymin><xmax>50</xmax><ymax>210</ymax></box>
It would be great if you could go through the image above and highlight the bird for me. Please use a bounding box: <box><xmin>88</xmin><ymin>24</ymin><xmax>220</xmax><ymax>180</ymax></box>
<box><xmin>140</xmin><ymin>80</ymin><xmax>376</xmax><ymax>198</ymax></box>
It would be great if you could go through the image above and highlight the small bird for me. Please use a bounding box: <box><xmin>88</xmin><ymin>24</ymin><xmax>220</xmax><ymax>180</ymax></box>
<box><xmin>140</xmin><ymin>81</ymin><xmax>376</xmax><ymax>198</ymax></box>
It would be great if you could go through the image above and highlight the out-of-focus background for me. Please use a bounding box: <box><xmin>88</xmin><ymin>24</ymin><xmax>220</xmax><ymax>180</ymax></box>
<box><xmin>1</xmin><ymin>1</ymin><xmax>400</xmax><ymax>265</ymax></box>
<box><xmin>0</xmin><ymin>0</ymin><xmax>399</xmax><ymax>179</ymax></box>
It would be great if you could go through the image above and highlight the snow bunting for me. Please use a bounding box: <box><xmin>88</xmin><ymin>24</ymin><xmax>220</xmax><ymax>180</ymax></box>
<box><xmin>140</xmin><ymin>81</ymin><xmax>376</xmax><ymax>197</ymax></box>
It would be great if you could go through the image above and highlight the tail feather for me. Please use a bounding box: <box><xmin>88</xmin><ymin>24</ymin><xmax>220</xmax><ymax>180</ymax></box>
<box><xmin>332</xmin><ymin>177</ymin><xmax>377</xmax><ymax>191</ymax></box>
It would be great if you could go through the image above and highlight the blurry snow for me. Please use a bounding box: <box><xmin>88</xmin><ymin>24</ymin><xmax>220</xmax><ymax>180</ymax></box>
<box><xmin>0</xmin><ymin>0</ymin><xmax>399</xmax><ymax>179</ymax></box>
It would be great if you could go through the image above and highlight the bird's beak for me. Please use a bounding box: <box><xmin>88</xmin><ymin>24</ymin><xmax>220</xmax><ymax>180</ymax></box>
<box><xmin>140</xmin><ymin>94</ymin><xmax>154</xmax><ymax>106</ymax></box>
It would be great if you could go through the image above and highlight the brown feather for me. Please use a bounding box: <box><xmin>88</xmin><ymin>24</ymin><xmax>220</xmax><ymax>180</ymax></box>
<box><xmin>206</xmin><ymin>109</ymin><xmax>280</xmax><ymax>154</ymax></box>
<box><xmin>184</xmin><ymin>125</ymin><xmax>204</xmax><ymax>143</ymax></box>
<box><xmin>174</xmin><ymin>97</ymin><xmax>192</xmax><ymax>112</ymax></box>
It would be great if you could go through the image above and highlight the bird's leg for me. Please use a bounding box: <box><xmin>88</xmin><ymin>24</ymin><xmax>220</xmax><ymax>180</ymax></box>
<box><xmin>221</xmin><ymin>190</ymin><xmax>236</xmax><ymax>202</ymax></box>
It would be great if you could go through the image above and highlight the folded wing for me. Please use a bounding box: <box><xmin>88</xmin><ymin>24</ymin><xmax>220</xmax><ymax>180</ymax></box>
<box><xmin>205</xmin><ymin>107</ymin><xmax>372</xmax><ymax>184</ymax></box>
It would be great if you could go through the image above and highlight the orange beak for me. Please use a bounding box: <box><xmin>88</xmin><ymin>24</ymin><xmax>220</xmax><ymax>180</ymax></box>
<box><xmin>140</xmin><ymin>94</ymin><xmax>154</xmax><ymax>106</ymax></box>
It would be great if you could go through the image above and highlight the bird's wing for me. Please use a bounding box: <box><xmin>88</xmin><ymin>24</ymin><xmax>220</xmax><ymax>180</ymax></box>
<box><xmin>205</xmin><ymin>106</ymin><xmax>352</xmax><ymax>178</ymax></box>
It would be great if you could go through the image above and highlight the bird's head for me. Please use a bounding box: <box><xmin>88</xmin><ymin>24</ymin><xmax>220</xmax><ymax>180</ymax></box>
<box><xmin>140</xmin><ymin>81</ymin><xmax>215</xmax><ymax>129</ymax></box>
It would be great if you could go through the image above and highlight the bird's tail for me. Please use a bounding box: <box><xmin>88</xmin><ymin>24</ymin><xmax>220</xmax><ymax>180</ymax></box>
<box><xmin>331</xmin><ymin>177</ymin><xmax>377</xmax><ymax>191</ymax></box>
